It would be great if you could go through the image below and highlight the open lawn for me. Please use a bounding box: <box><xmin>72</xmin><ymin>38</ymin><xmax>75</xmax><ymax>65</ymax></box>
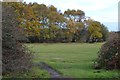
<box><xmin>25</xmin><ymin>43</ymin><xmax>119</xmax><ymax>78</ymax></box>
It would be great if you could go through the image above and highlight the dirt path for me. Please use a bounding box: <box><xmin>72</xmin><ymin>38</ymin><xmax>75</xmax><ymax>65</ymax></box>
<box><xmin>36</xmin><ymin>62</ymin><xmax>62</xmax><ymax>78</ymax></box>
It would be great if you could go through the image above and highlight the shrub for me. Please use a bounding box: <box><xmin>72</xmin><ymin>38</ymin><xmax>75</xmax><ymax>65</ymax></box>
<box><xmin>2</xmin><ymin>3</ymin><xmax>32</xmax><ymax>76</ymax></box>
<box><xmin>95</xmin><ymin>32</ymin><xmax>120</xmax><ymax>70</ymax></box>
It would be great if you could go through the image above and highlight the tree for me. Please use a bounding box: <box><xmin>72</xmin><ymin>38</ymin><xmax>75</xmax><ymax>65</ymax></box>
<box><xmin>85</xmin><ymin>19</ymin><xmax>104</xmax><ymax>42</ymax></box>
<box><xmin>7</xmin><ymin>2</ymin><xmax>108</xmax><ymax>43</ymax></box>
<box><xmin>66</xmin><ymin>19</ymin><xmax>76</xmax><ymax>42</ymax></box>
<box><xmin>101</xmin><ymin>24</ymin><xmax>109</xmax><ymax>41</ymax></box>
<box><xmin>64</xmin><ymin>9</ymin><xmax>85</xmax><ymax>42</ymax></box>
<box><xmin>10</xmin><ymin>2</ymin><xmax>41</xmax><ymax>36</ymax></box>
<box><xmin>31</xmin><ymin>4</ymin><xmax>67</xmax><ymax>42</ymax></box>
<box><xmin>32</xmin><ymin>3</ymin><xmax>49</xmax><ymax>29</ymax></box>
<box><xmin>64</xmin><ymin>9</ymin><xmax>85</xmax><ymax>22</ymax></box>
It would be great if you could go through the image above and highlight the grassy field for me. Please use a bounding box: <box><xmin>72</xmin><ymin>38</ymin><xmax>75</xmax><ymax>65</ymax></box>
<box><xmin>25</xmin><ymin>43</ymin><xmax>119</xmax><ymax>78</ymax></box>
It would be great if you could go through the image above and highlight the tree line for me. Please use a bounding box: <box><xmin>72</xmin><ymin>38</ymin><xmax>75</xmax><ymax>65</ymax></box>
<box><xmin>7</xmin><ymin>2</ymin><xmax>109</xmax><ymax>43</ymax></box>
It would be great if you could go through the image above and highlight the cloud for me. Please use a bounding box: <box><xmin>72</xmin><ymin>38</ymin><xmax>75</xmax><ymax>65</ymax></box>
<box><xmin>25</xmin><ymin>0</ymin><xmax>119</xmax><ymax>12</ymax></box>
<box><xmin>41</xmin><ymin>0</ymin><xmax>119</xmax><ymax>12</ymax></box>
<box><xmin>90</xmin><ymin>7</ymin><xmax>118</xmax><ymax>22</ymax></box>
<box><xmin>25</xmin><ymin>0</ymin><xmax>119</xmax><ymax>22</ymax></box>
<box><xmin>91</xmin><ymin>15</ymin><xmax>118</xmax><ymax>23</ymax></box>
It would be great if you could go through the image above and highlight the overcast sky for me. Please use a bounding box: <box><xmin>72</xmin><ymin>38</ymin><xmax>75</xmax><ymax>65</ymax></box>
<box><xmin>24</xmin><ymin>0</ymin><xmax>119</xmax><ymax>31</ymax></box>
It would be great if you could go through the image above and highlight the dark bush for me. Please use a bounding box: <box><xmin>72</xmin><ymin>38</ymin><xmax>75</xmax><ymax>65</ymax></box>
<box><xmin>95</xmin><ymin>32</ymin><xmax>120</xmax><ymax>70</ymax></box>
<box><xmin>2</xmin><ymin>3</ymin><xmax>32</xmax><ymax>76</ymax></box>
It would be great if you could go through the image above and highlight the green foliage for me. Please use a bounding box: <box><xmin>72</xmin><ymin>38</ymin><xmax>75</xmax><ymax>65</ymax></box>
<box><xmin>101</xmin><ymin>24</ymin><xmax>109</xmax><ymax>41</ymax></box>
<box><xmin>85</xmin><ymin>19</ymin><xmax>108</xmax><ymax>42</ymax></box>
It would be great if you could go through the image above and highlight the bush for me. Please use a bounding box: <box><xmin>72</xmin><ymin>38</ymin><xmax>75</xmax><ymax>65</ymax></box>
<box><xmin>2</xmin><ymin>3</ymin><xmax>32</xmax><ymax>76</ymax></box>
<box><xmin>95</xmin><ymin>32</ymin><xmax>120</xmax><ymax>70</ymax></box>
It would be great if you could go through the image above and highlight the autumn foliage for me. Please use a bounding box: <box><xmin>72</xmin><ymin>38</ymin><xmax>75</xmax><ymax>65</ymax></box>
<box><xmin>1</xmin><ymin>2</ymin><xmax>109</xmax><ymax>43</ymax></box>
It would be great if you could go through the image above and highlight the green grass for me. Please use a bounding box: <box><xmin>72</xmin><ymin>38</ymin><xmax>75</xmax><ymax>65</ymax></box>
<box><xmin>3</xmin><ymin>66</ymin><xmax>50</xmax><ymax>78</ymax></box>
<box><xmin>27</xmin><ymin>66</ymin><xmax>50</xmax><ymax>78</ymax></box>
<box><xmin>25</xmin><ymin>43</ymin><xmax>119</xmax><ymax>78</ymax></box>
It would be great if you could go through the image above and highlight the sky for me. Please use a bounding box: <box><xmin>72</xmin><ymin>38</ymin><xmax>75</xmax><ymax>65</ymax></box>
<box><xmin>24</xmin><ymin>0</ymin><xmax>119</xmax><ymax>31</ymax></box>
